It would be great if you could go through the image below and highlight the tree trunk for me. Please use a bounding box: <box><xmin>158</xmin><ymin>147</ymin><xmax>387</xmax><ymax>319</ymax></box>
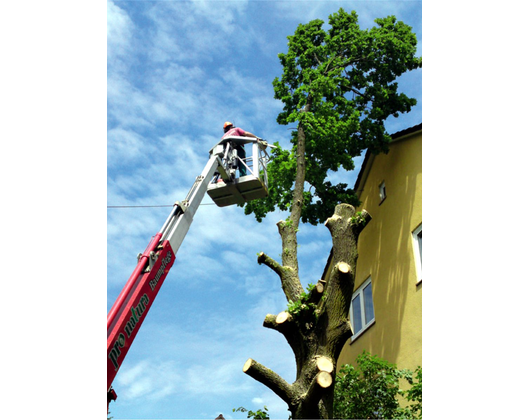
<box><xmin>247</xmin><ymin>203</ymin><xmax>371</xmax><ymax>419</ymax></box>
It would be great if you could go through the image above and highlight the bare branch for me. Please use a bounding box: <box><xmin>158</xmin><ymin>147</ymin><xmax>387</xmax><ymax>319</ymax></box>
<box><xmin>243</xmin><ymin>359</ymin><xmax>295</xmax><ymax>405</ymax></box>
<box><xmin>258</xmin><ymin>250</ymin><xmax>303</xmax><ymax>303</ymax></box>
<box><xmin>257</xmin><ymin>252</ymin><xmax>284</xmax><ymax>277</ymax></box>
<box><xmin>305</xmin><ymin>371</ymin><xmax>333</xmax><ymax>407</ymax></box>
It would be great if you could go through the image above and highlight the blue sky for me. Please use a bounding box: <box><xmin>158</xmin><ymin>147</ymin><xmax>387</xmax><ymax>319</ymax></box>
<box><xmin>107</xmin><ymin>1</ymin><xmax>421</xmax><ymax>418</ymax></box>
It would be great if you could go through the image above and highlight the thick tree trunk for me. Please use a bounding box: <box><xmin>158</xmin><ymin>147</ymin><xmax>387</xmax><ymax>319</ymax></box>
<box><xmin>247</xmin><ymin>203</ymin><xmax>371</xmax><ymax>419</ymax></box>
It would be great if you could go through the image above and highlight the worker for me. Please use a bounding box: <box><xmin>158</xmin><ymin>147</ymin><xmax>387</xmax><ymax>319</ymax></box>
<box><xmin>222</xmin><ymin>122</ymin><xmax>260</xmax><ymax>177</ymax></box>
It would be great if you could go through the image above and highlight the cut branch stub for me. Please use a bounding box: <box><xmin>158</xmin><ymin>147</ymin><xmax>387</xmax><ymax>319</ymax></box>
<box><xmin>243</xmin><ymin>358</ymin><xmax>254</xmax><ymax>373</ymax></box>
<box><xmin>307</xmin><ymin>281</ymin><xmax>325</xmax><ymax>305</ymax></box>
<box><xmin>263</xmin><ymin>314</ymin><xmax>277</xmax><ymax>329</ymax></box>
<box><xmin>360</xmin><ymin>209</ymin><xmax>372</xmax><ymax>225</ymax></box>
<box><xmin>316</xmin><ymin>371</ymin><xmax>333</xmax><ymax>388</ymax></box>
<box><xmin>316</xmin><ymin>279</ymin><xmax>326</xmax><ymax>294</ymax></box>
<box><xmin>337</xmin><ymin>262</ymin><xmax>351</xmax><ymax>274</ymax></box>
<box><xmin>315</xmin><ymin>356</ymin><xmax>334</xmax><ymax>374</ymax></box>
<box><xmin>263</xmin><ymin>312</ymin><xmax>295</xmax><ymax>335</ymax></box>
<box><xmin>276</xmin><ymin>311</ymin><xmax>292</xmax><ymax>324</ymax></box>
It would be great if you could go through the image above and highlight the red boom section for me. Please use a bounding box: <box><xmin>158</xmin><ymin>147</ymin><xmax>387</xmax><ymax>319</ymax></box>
<box><xmin>107</xmin><ymin>238</ymin><xmax>175</xmax><ymax>391</ymax></box>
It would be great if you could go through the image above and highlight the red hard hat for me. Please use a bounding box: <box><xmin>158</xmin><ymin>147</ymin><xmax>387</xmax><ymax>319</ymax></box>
<box><xmin>223</xmin><ymin>121</ymin><xmax>233</xmax><ymax>129</ymax></box>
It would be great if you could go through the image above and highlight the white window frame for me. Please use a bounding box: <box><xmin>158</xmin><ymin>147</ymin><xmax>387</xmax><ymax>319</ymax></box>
<box><xmin>412</xmin><ymin>223</ymin><xmax>422</xmax><ymax>283</ymax></box>
<box><xmin>379</xmin><ymin>181</ymin><xmax>386</xmax><ymax>203</ymax></box>
<box><xmin>350</xmin><ymin>277</ymin><xmax>375</xmax><ymax>342</ymax></box>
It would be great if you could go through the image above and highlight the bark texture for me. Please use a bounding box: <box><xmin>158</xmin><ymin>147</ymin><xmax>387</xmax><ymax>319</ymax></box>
<box><xmin>247</xmin><ymin>203</ymin><xmax>371</xmax><ymax>419</ymax></box>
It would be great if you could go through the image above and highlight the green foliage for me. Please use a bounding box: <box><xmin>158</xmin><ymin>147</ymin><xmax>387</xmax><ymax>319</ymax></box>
<box><xmin>244</xmin><ymin>8</ymin><xmax>421</xmax><ymax>225</ymax></box>
<box><xmin>233</xmin><ymin>406</ymin><xmax>270</xmax><ymax>419</ymax></box>
<box><xmin>334</xmin><ymin>351</ymin><xmax>422</xmax><ymax>419</ymax></box>
<box><xmin>286</xmin><ymin>283</ymin><xmax>317</xmax><ymax>321</ymax></box>
<box><xmin>404</xmin><ymin>366</ymin><xmax>422</xmax><ymax>419</ymax></box>
<box><xmin>351</xmin><ymin>211</ymin><xmax>368</xmax><ymax>227</ymax></box>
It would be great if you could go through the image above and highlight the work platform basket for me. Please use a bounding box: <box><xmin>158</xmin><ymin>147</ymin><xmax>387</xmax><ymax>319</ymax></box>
<box><xmin>207</xmin><ymin>136</ymin><xmax>270</xmax><ymax>207</ymax></box>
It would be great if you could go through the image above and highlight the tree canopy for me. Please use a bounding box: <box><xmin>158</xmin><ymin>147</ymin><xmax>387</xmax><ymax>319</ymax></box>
<box><xmin>244</xmin><ymin>8</ymin><xmax>421</xmax><ymax>225</ymax></box>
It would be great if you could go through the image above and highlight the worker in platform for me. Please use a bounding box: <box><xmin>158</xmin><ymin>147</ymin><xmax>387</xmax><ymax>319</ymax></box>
<box><xmin>222</xmin><ymin>122</ymin><xmax>259</xmax><ymax>177</ymax></box>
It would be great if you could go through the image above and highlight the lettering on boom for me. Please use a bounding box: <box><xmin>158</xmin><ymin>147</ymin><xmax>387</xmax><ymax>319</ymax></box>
<box><xmin>108</xmin><ymin>248</ymin><xmax>173</xmax><ymax>371</ymax></box>
<box><xmin>108</xmin><ymin>293</ymin><xmax>150</xmax><ymax>370</ymax></box>
<box><xmin>149</xmin><ymin>250</ymin><xmax>173</xmax><ymax>291</ymax></box>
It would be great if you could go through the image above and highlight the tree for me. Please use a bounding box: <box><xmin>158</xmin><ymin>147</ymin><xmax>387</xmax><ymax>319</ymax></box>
<box><xmin>334</xmin><ymin>352</ymin><xmax>422</xmax><ymax>419</ymax></box>
<box><xmin>233</xmin><ymin>406</ymin><xmax>270</xmax><ymax>419</ymax></box>
<box><xmin>241</xmin><ymin>8</ymin><xmax>421</xmax><ymax>419</ymax></box>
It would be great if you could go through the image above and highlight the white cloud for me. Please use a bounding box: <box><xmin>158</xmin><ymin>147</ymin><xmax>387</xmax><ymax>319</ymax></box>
<box><xmin>116</xmin><ymin>359</ymin><xmax>182</xmax><ymax>401</ymax></box>
<box><xmin>107</xmin><ymin>1</ymin><xmax>134</xmax><ymax>61</ymax></box>
<box><xmin>143</xmin><ymin>0</ymin><xmax>250</xmax><ymax>64</ymax></box>
<box><xmin>107</xmin><ymin>127</ymin><xmax>146</xmax><ymax>164</ymax></box>
<box><xmin>271</xmin><ymin>1</ymin><xmax>329</xmax><ymax>22</ymax></box>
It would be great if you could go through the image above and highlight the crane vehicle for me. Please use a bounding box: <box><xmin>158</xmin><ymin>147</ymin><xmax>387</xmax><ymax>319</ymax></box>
<box><xmin>107</xmin><ymin>136</ymin><xmax>272</xmax><ymax>412</ymax></box>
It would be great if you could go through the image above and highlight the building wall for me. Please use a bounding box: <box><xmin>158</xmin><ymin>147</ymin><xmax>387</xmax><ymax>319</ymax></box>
<box><xmin>336</xmin><ymin>129</ymin><xmax>422</xmax><ymax>372</ymax></box>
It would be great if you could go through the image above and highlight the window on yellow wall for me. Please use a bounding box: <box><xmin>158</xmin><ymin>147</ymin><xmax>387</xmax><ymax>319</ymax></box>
<box><xmin>379</xmin><ymin>181</ymin><xmax>386</xmax><ymax>203</ymax></box>
<box><xmin>412</xmin><ymin>223</ymin><xmax>422</xmax><ymax>283</ymax></box>
<box><xmin>350</xmin><ymin>277</ymin><xmax>375</xmax><ymax>341</ymax></box>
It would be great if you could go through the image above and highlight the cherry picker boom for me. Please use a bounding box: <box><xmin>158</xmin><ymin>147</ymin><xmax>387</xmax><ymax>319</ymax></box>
<box><xmin>107</xmin><ymin>136</ymin><xmax>272</xmax><ymax>411</ymax></box>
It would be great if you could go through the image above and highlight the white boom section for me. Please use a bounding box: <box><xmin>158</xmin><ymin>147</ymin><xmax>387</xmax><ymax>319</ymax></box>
<box><xmin>158</xmin><ymin>153</ymin><xmax>224</xmax><ymax>255</ymax></box>
<box><xmin>156</xmin><ymin>136</ymin><xmax>270</xmax><ymax>257</ymax></box>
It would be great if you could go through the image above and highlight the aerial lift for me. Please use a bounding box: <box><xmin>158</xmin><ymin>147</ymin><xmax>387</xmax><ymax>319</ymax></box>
<box><xmin>107</xmin><ymin>136</ymin><xmax>273</xmax><ymax>412</ymax></box>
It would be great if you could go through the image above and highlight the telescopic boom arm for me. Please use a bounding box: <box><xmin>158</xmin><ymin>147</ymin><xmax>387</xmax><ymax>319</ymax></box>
<box><xmin>107</xmin><ymin>153</ymin><xmax>223</xmax><ymax>393</ymax></box>
<box><xmin>107</xmin><ymin>137</ymin><xmax>270</xmax><ymax>411</ymax></box>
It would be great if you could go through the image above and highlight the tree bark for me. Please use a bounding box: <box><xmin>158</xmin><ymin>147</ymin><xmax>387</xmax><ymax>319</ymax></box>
<box><xmin>273</xmin><ymin>105</ymin><xmax>312</xmax><ymax>305</ymax></box>
<box><xmin>246</xmin><ymin>203</ymin><xmax>371</xmax><ymax>418</ymax></box>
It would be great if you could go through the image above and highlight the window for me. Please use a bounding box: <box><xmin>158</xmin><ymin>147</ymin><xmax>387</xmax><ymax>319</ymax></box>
<box><xmin>350</xmin><ymin>277</ymin><xmax>375</xmax><ymax>341</ymax></box>
<box><xmin>412</xmin><ymin>223</ymin><xmax>422</xmax><ymax>282</ymax></box>
<box><xmin>379</xmin><ymin>181</ymin><xmax>386</xmax><ymax>203</ymax></box>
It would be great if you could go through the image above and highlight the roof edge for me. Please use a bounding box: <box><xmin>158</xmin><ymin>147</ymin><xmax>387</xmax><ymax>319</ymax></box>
<box><xmin>353</xmin><ymin>123</ymin><xmax>422</xmax><ymax>194</ymax></box>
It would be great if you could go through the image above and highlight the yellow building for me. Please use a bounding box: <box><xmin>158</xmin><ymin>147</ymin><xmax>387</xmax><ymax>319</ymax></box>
<box><xmin>335</xmin><ymin>123</ymin><xmax>422</xmax><ymax>372</ymax></box>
